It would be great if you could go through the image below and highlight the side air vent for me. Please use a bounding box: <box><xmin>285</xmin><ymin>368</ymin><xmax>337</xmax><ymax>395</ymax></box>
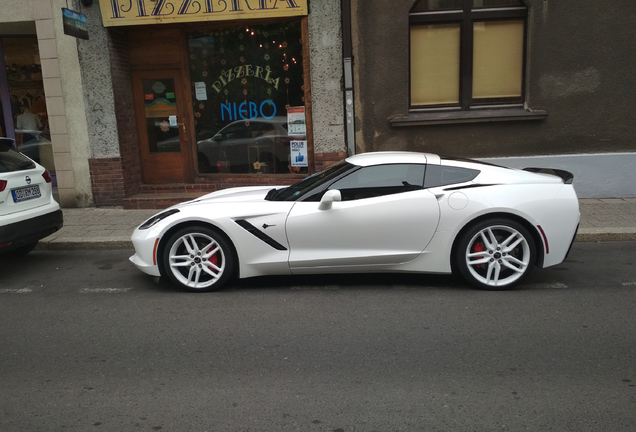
<box><xmin>235</xmin><ymin>220</ymin><xmax>288</xmax><ymax>251</ymax></box>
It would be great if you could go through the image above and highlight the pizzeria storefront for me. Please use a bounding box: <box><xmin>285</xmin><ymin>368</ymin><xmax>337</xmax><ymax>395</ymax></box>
<box><xmin>96</xmin><ymin>0</ymin><xmax>322</xmax><ymax>206</ymax></box>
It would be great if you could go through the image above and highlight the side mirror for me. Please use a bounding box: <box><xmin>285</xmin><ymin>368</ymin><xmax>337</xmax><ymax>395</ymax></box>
<box><xmin>319</xmin><ymin>189</ymin><xmax>341</xmax><ymax>210</ymax></box>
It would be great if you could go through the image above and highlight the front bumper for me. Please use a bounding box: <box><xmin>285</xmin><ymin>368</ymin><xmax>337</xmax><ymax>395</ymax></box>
<box><xmin>129</xmin><ymin>227</ymin><xmax>162</xmax><ymax>277</ymax></box>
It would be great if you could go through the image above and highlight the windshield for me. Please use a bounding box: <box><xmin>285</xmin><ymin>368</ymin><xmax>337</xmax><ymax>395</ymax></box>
<box><xmin>268</xmin><ymin>160</ymin><xmax>357</xmax><ymax>201</ymax></box>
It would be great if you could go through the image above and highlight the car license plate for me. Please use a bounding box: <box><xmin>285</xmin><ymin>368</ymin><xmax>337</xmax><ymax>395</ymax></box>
<box><xmin>12</xmin><ymin>185</ymin><xmax>41</xmax><ymax>203</ymax></box>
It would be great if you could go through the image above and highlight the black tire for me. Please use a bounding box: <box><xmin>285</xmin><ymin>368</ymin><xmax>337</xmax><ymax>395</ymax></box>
<box><xmin>456</xmin><ymin>218</ymin><xmax>536</xmax><ymax>290</ymax></box>
<box><xmin>5</xmin><ymin>242</ymin><xmax>38</xmax><ymax>257</ymax></box>
<box><xmin>161</xmin><ymin>226</ymin><xmax>235</xmax><ymax>292</ymax></box>
<box><xmin>197</xmin><ymin>154</ymin><xmax>213</xmax><ymax>173</ymax></box>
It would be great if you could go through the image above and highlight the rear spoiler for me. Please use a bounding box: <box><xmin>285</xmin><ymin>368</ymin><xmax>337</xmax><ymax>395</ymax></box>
<box><xmin>523</xmin><ymin>167</ymin><xmax>574</xmax><ymax>184</ymax></box>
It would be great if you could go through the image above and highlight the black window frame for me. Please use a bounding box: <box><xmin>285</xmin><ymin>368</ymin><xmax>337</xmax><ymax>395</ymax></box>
<box><xmin>409</xmin><ymin>0</ymin><xmax>528</xmax><ymax>111</ymax></box>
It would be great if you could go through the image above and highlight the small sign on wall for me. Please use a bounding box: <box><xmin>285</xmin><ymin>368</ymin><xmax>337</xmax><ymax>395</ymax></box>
<box><xmin>287</xmin><ymin>106</ymin><xmax>306</xmax><ymax>136</ymax></box>
<box><xmin>290</xmin><ymin>140</ymin><xmax>308</xmax><ymax>167</ymax></box>
<box><xmin>195</xmin><ymin>82</ymin><xmax>208</xmax><ymax>101</ymax></box>
<box><xmin>62</xmin><ymin>8</ymin><xmax>89</xmax><ymax>40</ymax></box>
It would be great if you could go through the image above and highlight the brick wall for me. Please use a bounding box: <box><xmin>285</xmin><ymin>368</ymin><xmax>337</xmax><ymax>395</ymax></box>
<box><xmin>314</xmin><ymin>152</ymin><xmax>348</xmax><ymax>171</ymax></box>
<box><xmin>88</xmin><ymin>157</ymin><xmax>125</xmax><ymax>206</ymax></box>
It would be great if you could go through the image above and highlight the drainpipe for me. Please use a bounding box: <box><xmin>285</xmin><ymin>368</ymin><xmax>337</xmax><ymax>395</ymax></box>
<box><xmin>342</xmin><ymin>0</ymin><xmax>356</xmax><ymax>155</ymax></box>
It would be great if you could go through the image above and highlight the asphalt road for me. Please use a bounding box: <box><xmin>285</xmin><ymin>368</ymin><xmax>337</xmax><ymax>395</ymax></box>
<box><xmin>1</xmin><ymin>242</ymin><xmax>635</xmax><ymax>432</ymax></box>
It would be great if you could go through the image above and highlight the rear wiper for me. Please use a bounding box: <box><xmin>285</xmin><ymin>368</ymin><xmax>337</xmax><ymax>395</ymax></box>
<box><xmin>18</xmin><ymin>162</ymin><xmax>36</xmax><ymax>170</ymax></box>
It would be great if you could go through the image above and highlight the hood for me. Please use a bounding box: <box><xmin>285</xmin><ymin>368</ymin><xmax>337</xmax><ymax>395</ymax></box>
<box><xmin>174</xmin><ymin>185</ymin><xmax>287</xmax><ymax>208</ymax></box>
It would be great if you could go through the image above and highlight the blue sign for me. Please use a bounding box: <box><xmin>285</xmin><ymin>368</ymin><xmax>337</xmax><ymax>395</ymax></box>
<box><xmin>62</xmin><ymin>8</ymin><xmax>89</xmax><ymax>40</ymax></box>
<box><xmin>220</xmin><ymin>100</ymin><xmax>277</xmax><ymax>121</ymax></box>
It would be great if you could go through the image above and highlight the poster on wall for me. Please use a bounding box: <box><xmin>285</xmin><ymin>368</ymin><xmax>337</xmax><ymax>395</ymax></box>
<box><xmin>287</xmin><ymin>106</ymin><xmax>306</xmax><ymax>136</ymax></box>
<box><xmin>62</xmin><ymin>8</ymin><xmax>89</xmax><ymax>40</ymax></box>
<box><xmin>194</xmin><ymin>82</ymin><xmax>208</xmax><ymax>101</ymax></box>
<box><xmin>290</xmin><ymin>140</ymin><xmax>308</xmax><ymax>167</ymax></box>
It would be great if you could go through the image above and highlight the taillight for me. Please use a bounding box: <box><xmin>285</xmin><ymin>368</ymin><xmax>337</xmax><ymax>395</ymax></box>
<box><xmin>42</xmin><ymin>170</ymin><xmax>52</xmax><ymax>183</ymax></box>
<box><xmin>0</xmin><ymin>180</ymin><xmax>6</xmax><ymax>192</ymax></box>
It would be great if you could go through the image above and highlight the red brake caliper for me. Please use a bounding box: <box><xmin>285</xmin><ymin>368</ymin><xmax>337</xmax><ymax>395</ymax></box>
<box><xmin>208</xmin><ymin>249</ymin><xmax>219</xmax><ymax>273</ymax></box>
<box><xmin>473</xmin><ymin>242</ymin><xmax>484</xmax><ymax>268</ymax></box>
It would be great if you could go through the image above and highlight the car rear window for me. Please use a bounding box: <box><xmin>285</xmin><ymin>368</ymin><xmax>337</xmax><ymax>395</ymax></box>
<box><xmin>424</xmin><ymin>165</ymin><xmax>479</xmax><ymax>188</ymax></box>
<box><xmin>0</xmin><ymin>140</ymin><xmax>37</xmax><ymax>173</ymax></box>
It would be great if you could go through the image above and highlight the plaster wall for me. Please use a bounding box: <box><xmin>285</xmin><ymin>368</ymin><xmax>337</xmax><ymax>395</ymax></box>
<box><xmin>480</xmin><ymin>153</ymin><xmax>636</xmax><ymax>199</ymax></box>
<box><xmin>350</xmin><ymin>0</ymin><xmax>636</xmax><ymax>158</ymax></box>
<box><xmin>307</xmin><ymin>0</ymin><xmax>346</xmax><ymax>154</ymax></box>
<box><xmin>75</xmin><ymin>3</ymin><xmax>119</xmax><ymax>159</ymax></box>
<box><xmin>0</xmin><ymin>0</ymin><xmax>33</xmax><ymax>22</ymax></box>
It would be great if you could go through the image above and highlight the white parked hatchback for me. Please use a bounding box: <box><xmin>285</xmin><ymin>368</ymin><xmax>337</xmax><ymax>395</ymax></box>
<box><xmin>0</xmin><ymin>138</ymin><xmax>63</xmax><ymax>256</ymax></box>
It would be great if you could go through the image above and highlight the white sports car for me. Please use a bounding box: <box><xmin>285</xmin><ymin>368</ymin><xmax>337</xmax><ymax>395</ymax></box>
<box><xmin>130</xmin><ymin>152</ymin><xmax>579</xmax><ymax>292</ymax></box>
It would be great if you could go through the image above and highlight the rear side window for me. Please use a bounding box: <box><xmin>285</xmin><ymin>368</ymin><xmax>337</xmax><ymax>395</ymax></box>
<box><xmin>424</xmin><ymin>165</ymin><xmax>479</xmax><ymax>188</ymax></box>
<box><xmin>0</xmin><ymin>141</ymin><xmax>36</xmax><ymax>173</ymax></box>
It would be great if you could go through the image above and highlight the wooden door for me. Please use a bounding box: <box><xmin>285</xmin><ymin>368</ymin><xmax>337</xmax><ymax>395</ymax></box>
<box><xmin>132</xmin><ymin>70</ymin><xmax>191</xmax><ymax>184</ymax></box>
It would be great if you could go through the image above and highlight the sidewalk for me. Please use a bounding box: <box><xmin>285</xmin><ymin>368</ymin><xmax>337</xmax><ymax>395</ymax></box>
<box><xmin>37</xmin><ymin>198</ymin><xmax>636</xmax><ymax>250</ymax></box>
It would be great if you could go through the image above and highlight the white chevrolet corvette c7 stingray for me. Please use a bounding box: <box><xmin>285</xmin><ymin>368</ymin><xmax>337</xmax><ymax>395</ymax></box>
<box><xmin>130</xmin><ymin>152</ymin><xmax>580</xmax><ymax>292</ymax></box>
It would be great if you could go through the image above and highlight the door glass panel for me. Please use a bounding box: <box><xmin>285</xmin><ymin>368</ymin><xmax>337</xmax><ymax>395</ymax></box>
<box><xmin>142</xmin><ymin>79</ymin><xmax>180</xmax><ymax>153</ymax></box>
<box><xmin>410</xmin><ymin>24</ymin><xmax>461</xmax><ymax>106</ymax></box>
<box><xmin>0</xmin><ymin>91</ymin><xmax>5</xmax><ymax>137</ymax></box>
<box><xmin>2</xmin><ymin>37</ymin><xmax>54</xmax><ymax>175</ymax></box>
<box><xmin>187</xmin><ymin>20</ymin><xmax>306</xmax><ymax>174</ymax></box>
<box><xmin>472</xmin><ymin>20</ymin><xmax>524</xmax><ymax>100</ymax></box>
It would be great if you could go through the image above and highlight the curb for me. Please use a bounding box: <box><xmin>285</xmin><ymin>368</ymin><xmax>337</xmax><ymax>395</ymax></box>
<box><xmin>575</xmin><ymin>229</ymin><xmax>636</xmax><ymax>243</ymax></box>
<box><xmin>36</xmin><ymin>238</ymin><xmax>133</xmax><ymax>250</ymax></box>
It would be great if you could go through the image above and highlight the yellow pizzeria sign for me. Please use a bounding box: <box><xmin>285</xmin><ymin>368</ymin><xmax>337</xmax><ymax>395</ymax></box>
<box><xmin>98</xmin><ymin>0</ymin><xmax>308</xmax><ymax>27</ymax></box>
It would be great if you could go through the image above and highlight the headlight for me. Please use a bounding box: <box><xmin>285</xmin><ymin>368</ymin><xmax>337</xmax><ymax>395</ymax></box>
<box><xmin>138</xmin><ymin>209</ymin><xmax>180</xmax><ymax>230</ymax></box>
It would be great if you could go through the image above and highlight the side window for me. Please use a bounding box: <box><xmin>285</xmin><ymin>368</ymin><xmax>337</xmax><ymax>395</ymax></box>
<box><xmin>329</xmin><ymin>164</ymin><xmax>425</xmax><ymax>201</ymax></box>
<box><xmin>220</xmin><ymin>123</ymin><xmax>249</xmax><ymax>140</ymax></box>
<box><xmin>424</xmin><ymin>165</ymin><xmax>479</xmax><ymax>188</ymax></box>
<box><xmin>252</xmin><ymin>122</ymin><xmax>275</xmax><ymax>134</ymax></box>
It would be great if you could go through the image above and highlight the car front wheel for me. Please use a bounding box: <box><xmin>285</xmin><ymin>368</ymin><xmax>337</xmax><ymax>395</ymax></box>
<box><xmin>162</xmin><ymin>226</ymin><xmax>235</xmax><ymax>292</ymax></box>
<box><xmin>456</xmin><ymin>218</ymin><xmax>536</xmax><ymax>290</ymax></box>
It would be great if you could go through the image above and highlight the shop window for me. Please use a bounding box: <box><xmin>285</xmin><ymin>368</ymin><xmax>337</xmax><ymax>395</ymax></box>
<box><xmin>0</xmin><ymin>36</ymin><xmax>54</xmax><ymax>182</ymax></box>
<box><xmin>409</xmin><ymin>0</ymin><xmax>527</xmax><ymax>110</ymax></box>
<box><xmin>188</xmin><ymin>20</ymin><xmax>307</xmax><ymax>175</ymax></box>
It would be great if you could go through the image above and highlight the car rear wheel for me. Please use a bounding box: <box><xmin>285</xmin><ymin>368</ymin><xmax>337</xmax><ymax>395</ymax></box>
<box><xmin>456</xmin><ymin>218</ymin><xmax>535</xmax><ymax>290</ymax></box>
<box><xmin>162</xmin><ymin>226</ymin><xmax>235</xmax><ymax>292</ymax></box>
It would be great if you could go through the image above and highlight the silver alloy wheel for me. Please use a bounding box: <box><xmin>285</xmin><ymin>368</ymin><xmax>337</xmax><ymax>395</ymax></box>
<box><xmin>464</xmin><ymin>224</ymin><xmax>532</xmax><ymax>288</ymax></box>
<box><xmin>167</xmin><ymin>231</ymin><xmax>227</xmax><ymax>289</ymax></box>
